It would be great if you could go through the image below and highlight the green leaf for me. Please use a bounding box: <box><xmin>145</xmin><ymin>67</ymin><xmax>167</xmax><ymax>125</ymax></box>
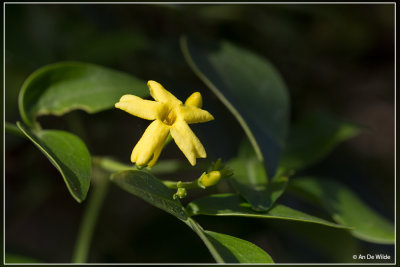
<box><xmin>204</xmin><ymin>230</ymin><xmax>274</xmax><ymax>263</ymax></box>
<box><xmin>110</xmin><ymin>170</ymin><xmax>187</xmax><ymax>221</ymax></box>
<box><xmin>289</xmin><ymin>177</ymin><xmax>394</xmax><ymax>244</ymax></box>
<box><xmin>280</xmin><ymin>112</ymin><xmax>362</xmax><ymax>171</ymax></box>
<box><xmin>17</xmin><ymin>122</ymin><xmax>91</xmax><ymax>203</ymax></box>
<box><xmin>18</xmin><ymin>61</ymin><xmax>147</xmax><ymax>127</ymax></box>
<box><xmin>185</xmin><ymin>218</ymin><xmax>273</xmax><ymax>263</ymax></box>
<box><xmin>229</xmin><ymin>140</ymin><xmax>288</xmax><ymax>211</ymax></box>
<box><xmin>181</xmin><ymin>37</ymin><xmax>290</xmax><ymax>177</ymax></box>
<box><xmin>187</xmin><ymin>193</ymin><xmax>349</xmax><ymax>229</ymax></box>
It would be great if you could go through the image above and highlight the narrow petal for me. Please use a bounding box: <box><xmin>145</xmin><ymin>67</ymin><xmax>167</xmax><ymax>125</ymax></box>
<box><xmin>147</xmin><ymin>138</ymin><xmax>164</xmax><ymax>167</ymax></box>
<box><xmin>115</xmin><ymin>94</ymin><xmax>167</xmax><ymax>120</ymax></box>
<box><xmin>185</xmin><ymin>92</ymin><xmax>202</xmax><ymax>108</ymax></box>
<box><xmin>170</xmin><ymin>119</ymin><xmax>206</xmax><ymax>166</ymax></box>
<box><xmin>131</xmin><ymin>120</ymin><xmax>170</xmax><ymax>166</ymax></box>
<box><xmin>178</xmin><ymin>105</ymin><xmax>214</xmax><ymax>124</ymax></box>
<box><xmin>147</xmin><ymin>80</ymin><xmax>182</xmax><ymax>105</ymax></box>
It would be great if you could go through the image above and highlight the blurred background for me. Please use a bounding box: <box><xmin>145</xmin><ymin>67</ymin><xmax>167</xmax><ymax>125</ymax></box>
<box><xmin>5</xmin><ymin>4</ymin><xmax>394</xmax><ymax>263</ymax></box>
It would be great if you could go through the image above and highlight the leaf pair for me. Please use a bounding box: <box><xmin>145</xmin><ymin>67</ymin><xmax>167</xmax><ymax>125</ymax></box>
<box><xmin>16</xmin><ymin>62</ymin><xmax>148</xmax><ymax>202</ymax></box>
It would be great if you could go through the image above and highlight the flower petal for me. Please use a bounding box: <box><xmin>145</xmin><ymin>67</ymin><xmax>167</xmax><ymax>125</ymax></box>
<box><xmin>147</xmin><ymin>80</ymin><xmax>182</xmax><ymax>105</ymax></box>
<box><xmin>178</xmin><ymin>105</ymin><xmax>214</xmax><ymax>124</ymax></box>
<box><xmin>147</xmin><ymin>139</ymin><xmax>164</xmax><ymax>167</ymax></box>
<box><xmin>115</xmin><ymin>94</ymin><xmax>167</xmax><ymax>120</ymax></box>
<box><xmin>185</xmin><ymin>92</ymin><xmax>202</xmax><ymax>108</ymax></box>
<box><xmin>131</xmin><ymin>120</ymin><xmax>170</xmax><ymax>166</ymax></box>
<box><xmin>170</xmin><ymin>119</ymin><xmax>206</xmax><ymax>166</ymax></box>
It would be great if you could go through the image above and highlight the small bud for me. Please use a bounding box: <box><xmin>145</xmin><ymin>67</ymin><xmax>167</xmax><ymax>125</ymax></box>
<box><xmin>173</xmin><ymin>187</ymin><xmax>187</xmax><ymax>199</ymax></box>
<box><xmin>185</xmin><ymin>92</ymin><xmax>203</xmax><ymax>108</ymax></box>
<box><xmin>199</xmin><ymin>171</ymin><xmax>222</xmax><ymax>187</ymax></box>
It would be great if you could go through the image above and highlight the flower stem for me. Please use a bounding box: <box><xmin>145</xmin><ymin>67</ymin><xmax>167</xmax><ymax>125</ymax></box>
<box><xmin>162</xmin><ymin>180</ymin><xmax>203</xmax><ymax>189</ymax></box>
<box><xmin>93</xmin><ymin>156</ymin><xmax>136</xmax><ymax>173</ymax></box>
<box><xmin>71</xmin><ymin>166</ymin><xmax>109</xmax><ymax>263</ymax></box>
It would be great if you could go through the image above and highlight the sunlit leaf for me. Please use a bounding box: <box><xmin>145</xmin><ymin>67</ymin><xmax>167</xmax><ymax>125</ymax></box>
<box><xmin>17</xmin><ymin>122</ymin><xmax>91</xmax><ymax>203</ymax></box>
<box><xmin>187</xmin><ymin>193</ymin><xmax>349</xmax><ymax>229</ymax></box>
<box><xmin>111</xmin><ymin>170</ymin><xmax>187</xmax><ymax>221</ymax></box>
<box><xmin>289</xmin><ymin>177</ymin><xmax>394</xmax><ymax>244</ymax></box>
<box><xmin>185</xmin><ymin>218</ymin><xmax>273</xmax><ymax>263</ymax></box>
<box><xmin>204</xmin><ymin>231</ymin><xmax>274</xmax><ymax>263</ymax></box>
<box><xmin>18</xmin><ymin>61</ymin><xmax>147</xmax><ymax>127</ymax></box>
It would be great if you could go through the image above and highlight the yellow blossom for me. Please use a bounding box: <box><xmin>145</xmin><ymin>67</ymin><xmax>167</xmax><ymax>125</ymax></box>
<box><xmin>115</xmin><ymin>80</ymin><xmax>214</xmax><ymax>167</ymax></box>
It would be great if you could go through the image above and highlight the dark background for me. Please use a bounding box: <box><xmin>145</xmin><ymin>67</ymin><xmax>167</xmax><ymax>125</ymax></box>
<box><xmin>5</xmin><ymin>4</ymin><xmax>395</xmax><ymax>263</ymax></box>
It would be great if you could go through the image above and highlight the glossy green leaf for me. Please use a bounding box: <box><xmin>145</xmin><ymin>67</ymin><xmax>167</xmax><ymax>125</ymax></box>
<box><xmin>204</xmin><ymin>231</ymin><xmax>274</xmax><ymax>263</ymax></box>
<box><xmin>181</xmin><ymin>37</ymin><xmax>289</xmax><ymax>177</ymax></box>
<box><xmin>281</xmin><ymin>112</ymin><xmax>362</xmax><ymax>171</ymax></box>
<box><xmin>289</xmin><ymin>177</ymin><xmax>394</xmax><ymax>244</ymax></box>
<box><xmin>18</xmin><ymin>61</ymin><xmax>147</xmax><ymax>127</ymax></box>
<box><xmin>110</xmin><ymin>170</ymin><xmax>187</xmax><ymax>221</ymax></box>
<box><xmin>185</xmin><ymin>218</ymin><xmax>273</xmax><ymax>263</ymax></box>
<box><xmin>17</xmin><ymin>122</ymin><xmax>91</xmax><ymax>203</ymax></box>
<box><xmin>187</xmin><ymin>193</ymin><xmax>348</xmax><ymax>229</ymax></box>
<box><xmin>229</xmin><ymin>141</ymin><xmax>288</xmax><ymax>211</ymax></box>
<box><xmin>185</xmin><ymin>218</ymin><xmax>224</xmax><ymax>263</ymax></box>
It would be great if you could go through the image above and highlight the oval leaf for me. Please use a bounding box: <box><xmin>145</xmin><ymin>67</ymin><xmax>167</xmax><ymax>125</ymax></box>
<box><xmin>181</xmin><ymin>37</ymin><xmax>290</xmax><ymax>177</ymax></box>
<box><xmin>17</xmin><ymin>122</ymin><xmax>91</xmax><ymax>203</ymax></box>
<box><xmin>204</xmin><ymin>230</ymin><xmax>274</xmax><ymax>263</ymax></box>
<box><xmin>18</xmin><ymin>61</ymin><xmax>147</xmax><ymax>127</ymax></box>
<box><xmin>186</xmin><ymin>194</ymin><xmax>348</xmax><ymax>229</ymax></box>
<box><xmin>185</xmin><ymin>218</ymin><xmax>273</xmax><ymax>263</ymax></box>
<box><xmin>111</xmin><ymin>170</ymin><xmax>187</xmax><ymax>221</ymax></box>
<box><xmin>280</xmin><ymin>112</ymin><xmax>362</xmax><ymax>172</ymax></box>
<box><xmin>289</xmin><ymin>177</ymin><xmax>394</xmax><ymax>244</ymax></box>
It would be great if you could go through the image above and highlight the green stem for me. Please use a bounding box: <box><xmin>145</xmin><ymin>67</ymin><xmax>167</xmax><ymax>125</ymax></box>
<box><xmin>5</xmin><ymin>121</ymin><xmax>25</xmax><ymax>137</ymax></box>
<box><xmin>163</xmin><ymin>180</ymin><xmax>203</xmax><ymax>190</ymax></box>
<box><xmin>185</xmin><ymin>218</ymin><xmax>224</xmax><ymax>263</ymax></box>
<box><xmin>93</xmin><ymin>156</ymin><xmax>137</xmax><ymax>173</ymax></box>
<box><xmin>71</xmin><ymin>167</ymin><xmax>109</xmax><ymax>263</ymax></box>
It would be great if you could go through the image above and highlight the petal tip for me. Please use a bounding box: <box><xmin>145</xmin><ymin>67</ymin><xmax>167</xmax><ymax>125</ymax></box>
<box><xmin>115</xmin><ymin>102</ymin><xmax>123</xmax><ymax>109</ymax></box>
<box><xmin>147</xmin><ymin>80</ymin><xmax>159</xmax><ymax>88</ymax></box>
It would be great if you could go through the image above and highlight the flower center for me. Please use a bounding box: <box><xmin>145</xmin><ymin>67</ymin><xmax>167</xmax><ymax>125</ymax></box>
<box><xmin>162</xmin><ymin>108</ymin><xmax>177</xmax><ymax>126</ymax></box>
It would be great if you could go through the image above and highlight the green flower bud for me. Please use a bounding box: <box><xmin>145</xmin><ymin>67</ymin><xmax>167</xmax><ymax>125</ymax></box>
<box><xmin>173</xmin><ymin>187</ymin><xmax>187</xmax><ymax>199</ymax></box>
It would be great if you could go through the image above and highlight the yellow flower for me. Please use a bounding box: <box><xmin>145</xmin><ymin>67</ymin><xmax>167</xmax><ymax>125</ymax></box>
<box><xmin>115</xmin><ymin>80</ymin><xmax>214</xmax><ymax>167</ymax></box>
